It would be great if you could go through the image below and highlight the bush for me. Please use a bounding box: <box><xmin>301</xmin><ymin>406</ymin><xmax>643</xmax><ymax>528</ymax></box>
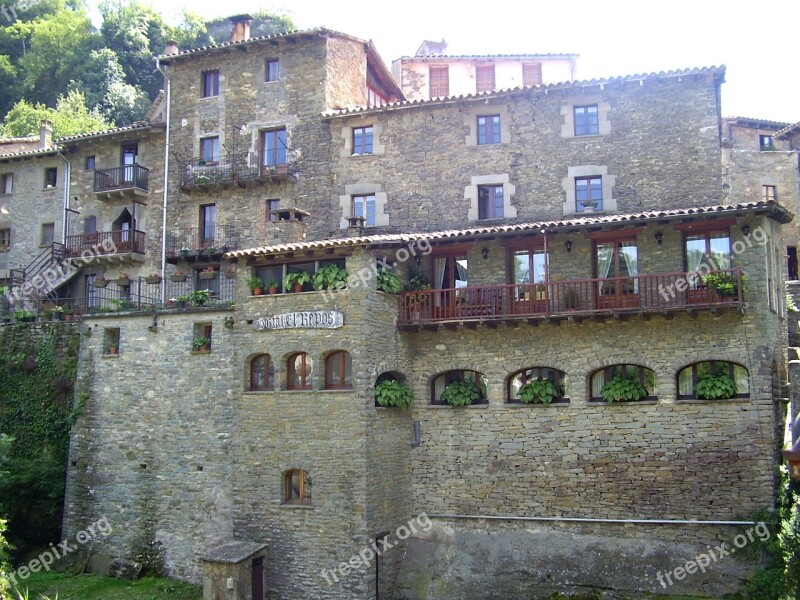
<box><xmin>440</xmin><ymin>379</ymin><xmax>480</xmax><ymax>407</ymax></box>
<box><xmin>376</xmin><ymin>268</ymin><xmax>402</xmax><ymax>294</ymax></box>
<box><xmin>695</xmin><ymin>373</ymin><xmax>737</xmax><ymax>400</ymax></box>
<box><xmin>374</xmin><ymin>379</ymin><xmax>413</xmax><ymax>409</ymax></box>
<box><xmin>518</xmin><ymin>378</ymin><xmax>559</xmax><ymax>404</ymax></box>
<box><xmin>599</xmin><ymin>374</ymin><xmax>647</xmax><ymax>402</ymax></box>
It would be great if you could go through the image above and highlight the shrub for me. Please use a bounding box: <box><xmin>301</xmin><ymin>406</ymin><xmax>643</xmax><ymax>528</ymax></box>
<box><xmin>600</xmin><ymin>374</ymin><xmax>647</xmax><ymax>402</ymax></box>
<box><xmin>375</xmin><ymin>379</ymin><xmax>413</xmax><ymax>409</ymax></box>
<box><xmin>695</xmin><ymin>373</ymin><xmax>737</xmax><ymax>400</ymax></box>
<box><xmin>377</xmin><ymin>268</ymin><xmax>402</xmax><ymax>294</ymax></box>
<box><xmin>440</xmin><ymin>379</ymin><xmax>480</xmax><ymax>407</ymax></box>
<box><xmin>311</xmin><ymin>264</ymin><xmax>348</xmax><ymax>291</ymax></box>
<box><xmin>519</xmin><ymin>378</ymin><xmax>560</xmax><ymax>404</ymax></box>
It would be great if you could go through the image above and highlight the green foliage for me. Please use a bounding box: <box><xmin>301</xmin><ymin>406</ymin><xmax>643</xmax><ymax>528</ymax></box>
<box><xmin>376</xmin><ymin>268</ymin><xmax>402</xmax><ymax>294</ymax></box>
<box><xmin>283</xmin><ymin>271</ymin><xmax>311</xmax><ymax>290</ymax></box>
<box><xmin>786</xmin><ymin>293</ymin><xmax>799</xmax><ymax>313</ymax></box>
<box><xmin>695</xmin><ymin>372</ymin><xmax>737</xmax><ymax>400</ymax></box>
<box><xmin>600</xmin><ymin>374</ymin><xmax>647</xmax><ymax>402</ymax></box>
<box><xmin>404</xmin><ymin>266</ymin><xmax>430</xmax><ymax>291</ymax></box>
<box><xmin>245</xmin><ymin>276</ymin><xmax>263</xmax><ymax>292</ymax></box>
<box><xmin>187</xmin><ymin>289</ymin><xmax>210</xmax><ymax>307</ymax></box>
<box><xmin>193</xmin><ymin>336</ymin><xmax>210</xmax><ymax>349</ymax></box>
<box><xmin>1</xmin><ymin>90</ymin><xmax>111</xmax><ymax>138</ymax></box>
<box><xmin>0</xmin><ymin>519</ymin><xmax>10</xmax><ymax>600</ymax></box>
<box><xmin>374</xmin><ymin>379</ymin><xmax>413</xmax><ymax>409</ymax></box>
<box><xmin>11</xmin><ymin>569</ymin><xmax>202</xmax><ymax>599</ymax></box>
<box><xmin>519</xmin><ymin>378</ymin><xmax>560</xmax><ymax>404</ymax></box>
<box><xmin>704</xmin><ymin>272</ymin><xmax>746</xmax><ymax>298</ymax></box>
<box><xmin>311</xmin><ymin>264</ymin><xmax>348</xmax><ymax>291</ymax></box>
<box><xmin>440</xmin><ymin>379</ymin><xmax>480</xmax><ymax>407</ymax></box>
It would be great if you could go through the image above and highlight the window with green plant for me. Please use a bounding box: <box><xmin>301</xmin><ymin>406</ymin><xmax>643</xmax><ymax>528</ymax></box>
<box><xmin>432</xmin><ymin>370</ymin><xmax>488</xmax><ymax>406</ymax></box>
<box><xmin>193</xmin><ymin>323</ymin><xmax>212</xmax><ymax>352</ymax></box>
<box><xmin>312</xmin><ymin>263</ymin><xmax>348</xmax><ymax>291</ymax></box>
<box><xmin>508</xmin><ymin>367</ymin><xmax>567</xmax><ymax>404</ymax></box>
<box><xmin>374</xmin><ymin>372</ymin><xmax>413</xmax><ymax>409</ymax></box>
<box><xmin>677</xmin><ymin>361</ymin><xmax>749</xmax><ymax>400</ymax></box>
<box><xmin>590</xmin><ymin>364</ymin><xmax>656</xmax><ymax>402</ymax></box>
<box><xmin>103</xmin><ymin>328</ymin><xmax>120</xmax><ymax>355</ymax></box>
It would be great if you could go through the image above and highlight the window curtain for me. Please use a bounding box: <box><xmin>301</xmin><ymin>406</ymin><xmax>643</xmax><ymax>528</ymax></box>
<box><xmin>590</xmin><ymin>371</ymin><xmax>604</xmax><ymax>397</ymax></box>
<box><xmin>733</xmin><ymin>365</ymin><xmax>749</xmax><ymax>395</ymax></box>
<box><xmin>455</xmin><ymin>259</ymin><xmax>468</xmax><ymax>287</ymax></box>
<box><xmin>686</xmin><ymin>238</ymin><xmax>705</xmax><ymax>289</ymax></box>
<box><xmin>434</xmin><ymin>257</ymin><xmax>447</xmax><ymax>308</ymax></box>
<box><xmin>596</xmin><ymin>244</ymin><xmax>614</xmax><ymax>295</ymax></box>
<box><xmin>620</xmin><ymin>243</ymin><xmax>639</xmax><ymax>293</ymax></box>
<box><xmin>433</xmin><ymin>375</ymin><xmax>446</xmax><ymax>402</ymax></box>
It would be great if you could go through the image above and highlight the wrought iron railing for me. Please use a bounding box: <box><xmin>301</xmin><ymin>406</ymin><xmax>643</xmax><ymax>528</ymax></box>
<box><xmin>178</xmin><ymin>152</ymin><xmax>292</xmax><ymax>187</ymax></box>
<box><xmin>94</xmin><ymin>164</ymin><xmax>149</xmax><ymax>193</ymax></box>
<box><xmin>166</xmin><ymin>224</ymin><xmax>240</xmax><ymax>258</ymax></box>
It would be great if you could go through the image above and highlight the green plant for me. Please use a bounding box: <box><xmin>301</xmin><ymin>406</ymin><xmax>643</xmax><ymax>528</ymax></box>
<box><xmin>695</xmin><ymin>372</ymin><xmax>737</xmax><ymax>400</ymax></box>
<box><xmin>519</xmin><ymin>378</ymin><xmax>560</xmax><ymax>404</ymax></box>
<box><xmin>245</xmin><ymin>276</ymin><xmax>264</xmax><ymax>292</ymax></box>
<box><xmin>194</xmin><ymin>336</ymin><xmax>210</xmax><ymax>349</ymax></box>
<box><xmin>404</xmin><ymin>266</ymin><xmax>431</xmax><ymax>291</ymax></box>
<box><xmin>375</xmin><ymin>379</ymin><xmax>414</xmax><ymax>409</ymax></box>
<box><xmin>377</xmin><ymin>268</ymin><xmax>402</xmax><ymax>294</ymax></box>
<box><xmin>704</xmin><ymin>272</ymin><xmax>746</xmax><ymax>298</ymax></box>
<box><xmin>284</xmin><ymin>271</ymin><xmax>312</xmax><ymax>290</ymax></box>
<box><xmin>188</xmin><ymin>289</ymin><xmax>211</xmax><ymax>307</ymax></box>
<box><xmin>266</xmin><ymin>280</ymin><xmax>280</xmax><ymax>290</ymax></box>
<box><xmin>600</xmin><ymin>374</ymin><xmax>648</xmax><ymax>402</ymax></box>
<box><xmin>786</xmin><ymin>293</ymin><xmax>799</xmax><ymax>312</ymax></box>
<box><xmin>312</xmin><ymin>264</ymin><xmax>348</xmax><ymax>291</ymax></box>
<box><xmin>440</xmin><ymin>379</ymin><xmax>480</xmax><ymax>407</ymax></box>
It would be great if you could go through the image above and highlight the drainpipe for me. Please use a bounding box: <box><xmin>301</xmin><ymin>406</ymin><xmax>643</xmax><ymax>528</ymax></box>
<box><xmin>155</xmin><ymin>57</ymin><xmax>171</xmax><ymax>304</ymax></box>
<box><xmin>58</xmin><ymin>152</ymin><xmax>71</xmax><ymax>244</ymax></box>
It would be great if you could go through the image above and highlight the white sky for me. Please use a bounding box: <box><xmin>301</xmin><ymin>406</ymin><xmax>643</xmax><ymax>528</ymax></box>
<box><xmin>91</xmin><ymin>0</ymin><xmax>799</xmax><ymax>124</ymax></box>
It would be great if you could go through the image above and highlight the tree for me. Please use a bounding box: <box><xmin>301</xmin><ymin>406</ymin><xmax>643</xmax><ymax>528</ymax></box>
<box><xmin>180</xmin><ymin>9</ymin><xmax>295</xmax><ymax>49</ymax></box>
<box><xmin>1</xmin><ymin>90</ymin><xmax>111</xmax><ymax>138</ymax></box>
<box><xmin>102</xmin><ymin>81</ymin><xmax>150</xmax><ymax>125</ymax></box>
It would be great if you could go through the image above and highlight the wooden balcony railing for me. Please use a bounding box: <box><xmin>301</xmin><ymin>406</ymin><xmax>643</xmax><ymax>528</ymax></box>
<box><xmin>94</xmin><ymin>165</ymin><xmax>149</xmax><ymax>194</ymax></box>
<box><xmin>65</xmin><ymin>230</ymin><xmax>146</xmax><ymax>257</ymax></box>
<box><xmin>397</xmin><ymin>270</ymin><xmax>744</xmax><ymax>326</ymax></box>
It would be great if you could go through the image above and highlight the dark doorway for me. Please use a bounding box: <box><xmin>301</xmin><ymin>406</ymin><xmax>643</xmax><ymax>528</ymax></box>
<box><xmin>788</xmin><ymin>246</ymin><xmax>797</xmax><ymax>281</ymax></box>
<box><xmin>375</xmin><ymin>530</ymin><xmax>389</xmax><ymax>599</ymax></box>
<box><xmin>251</xmin><ymin>556</ymin><xmax>263</xmax><ymax>600</ymax></box>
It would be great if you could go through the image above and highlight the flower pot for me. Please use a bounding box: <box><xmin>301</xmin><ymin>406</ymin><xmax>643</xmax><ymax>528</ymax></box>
<box><xmin>109</xmin><ymin>347</ymin><xmax>118</xmax><ymax>355</ymax></box>
<box><xmin>199</xmin><ymin>344</ymin><xmax>209</xmax><ymax>352</ymax></box>
<box><xmin>93</xmin><ymin>279</ymin><xmax>108</xmax><ymax>288</ymax></box>
<box><xmin>170</xmin><ymin>274</ymin><xmax>187</xmax><ymax>283</ymax></box>
<box><xmin>268</xmin><ymin>287</ymin><xmax>278</xmax><ymax>295</ymax></box>
<box><xmin>252</xmin><ymin>287</ymin><xmax>263</xmax><ymax>296</ymax></box>
<box><xmin>224</xmin><ymin>269</ymin><xmax>236</xmax><ymax>279</ymax></box>
<box><xmin>293</xmin><ymin>283</ymin><xmax>303</xmax><ymax>293</ymax></box>
<box><xmin>116</xmin><ymin>278</ymin><xmax>131</xmax><ymax>287</ymax></box>
<box><xmin>199</xmin><ymin>272</ymin><xmax>217</xmax><ymax>280</ymax></box>
<box><xmin>145</xmin><ymin>276</ymin><xmax>162</xmax><ymax>285</ymax></box>
<box><xmin>64</xmin><ymin>314</ymin><xmax>74</xmax><ymax>322</ymax></box>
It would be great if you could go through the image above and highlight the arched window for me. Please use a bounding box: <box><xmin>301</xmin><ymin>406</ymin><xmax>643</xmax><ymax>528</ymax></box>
<box><xmin>249</xmin><ymin>354</ymin><xmax>273</xmax><ymax>391</ymax></box>
<box><xmin>508</xmin><ymin>367</ymin><xmax>568</xmax><ymax>403</ymax></box>
<box><xmin>283</xmin><ymin>469</ymin><xmax>311</xmax><ymax>504</ymax></box>
<box><xmin>431</xmin><ymin>370</ymin><xmax>488</xmax><ymax>405</ymax></box>
<box><xmin>677</xmin><ymin>361</ymin><xmax>749</xmax><ymax>400</ymax></box>
<box><xmin>590</xmin><ymin>364</ymin><xmax>656</xmax><ymax>402</ymax></box>
<box><xmin>325</xmin><ymin>351</ymin><xmax>352</xmax><ymax>389</ymax></box>
<box><xmin>287</xmin><ymin>352</ymin><xmax>313</xmax><ymax>390</ymax></box>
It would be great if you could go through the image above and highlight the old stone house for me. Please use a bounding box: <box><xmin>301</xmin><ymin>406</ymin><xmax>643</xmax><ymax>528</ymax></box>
<box><xmin>0</xmin><ymin>15</ymin><xmax>796</xmax><ymax>600</ymax></box>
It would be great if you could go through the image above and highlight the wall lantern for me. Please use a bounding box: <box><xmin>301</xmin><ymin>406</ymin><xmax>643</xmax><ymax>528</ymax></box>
<box><xmin>741</xmin><ymin>224</ymin><xmax>750</xmax><ymax>236</ymax></box>
<box><xmin>564</xmin><ymin>240</ymin><xmax>573</xmax><ymax>253</ymax></box>
<box><xmin>654</xmin><ymin>232</ymin><xmax>664</xmax><ymax>245</ymax></box>
<box><xmin>785</xmin><ymin>439</ymin><xmax>800</xmax><ymax>480</ymax></box>
<box><xmin>481</xmin><ymin>247</ymin><xmax>489</xmax><ymax>260</ymax></box>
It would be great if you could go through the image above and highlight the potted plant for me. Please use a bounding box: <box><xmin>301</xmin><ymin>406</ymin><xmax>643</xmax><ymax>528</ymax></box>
<box><xmin>581</xmin><ymin>199</ymin><xmax>599</xmax><ymax>213</ymax></box>
<box><xmin>599</xmin><ymin>374</ymin><xmax>648</xmax><ymax>403</ymax></box>
<box><xmin>199</xmin><ymin>267</ymin><xmax>217</xmax><ymax>280</ymax></box>
<box><xmin>189</xmin><ymin>289</ymin><xmax>212</xmax><ymax>307</ymax></box>
<box><xmin>145</xmin><ymin>273</ymin><xmax>162</xmax><ymax>285</ymax></box>
<box><xmin>52</xmin><ymin>306</ymin><xmax>64</xmax><ymax>321</ymax></box>
<box><xmin>176</xmin><ymin>295</ymin><xmax>189</xmax><ymax>308</ymax></box>
<box><xmin>267</xmin><ymin>280</ymin><xmax>280</xmax><ymax>295</ymax></box>
<box><xmin>284</xmin><ymin>271</ymin><xmax>312</xmax><ymax>293</ymax></box>
<box><xmin>311</xmin><ymin>264</ymin><xmax>348</xmax><ymax>291</ymax></box>
<box><xmin>116</xmin><ymin>274</ymin><xmax>131</xmax><ymax>287</ymax></box>
<box><xmin>170</xmin><ymin>271</ymin><xmax>188</xmax><ymax>283</ymax></box>
<box><xmin>93</xmin><ymin>275</ymin><xmax>108</xmax><ymax>288</ymax></box>
<box><xmin>207</xmin><ymin>245</ymin><xmax>219</xmax><ymax>254</ymax></box>
<box><xmin>695</xmin><ymin>372</ymin><xmax>737</xmax><ymax>400</ymax></box>
<box><xmin>194</xmin><ymin>336</ymin><xmax>211</xmax><ymax>352</ymax></box>
<box><xmin>703</xmin><ymin>272</ymin><xmax>746</xmax><ymax>299</ymax></box>
<box><xmin>108</xmin><ymin>345</ymin><xmax>118</xmax><ymax>355</ymax></box>
<box><xmin>377</xmin><ymin>268</ymin><xmax>402</xmax><ymax>294</ymax></box>
<box><xmin>43</xmin><ymin>308</ymin><xmax>54</xmax><ymax>321</ymax></box>
<box><xmin>375</xmin><ymin>379</ymin><xmax>414</xmax><ymax>409</ymax></box>
<box><xmin>518</xmin><ymin>378</ymin><xmax>560</xmax><ymax>405</ymax></box>
<box><xmin>440</xmin><ymin>378</ymin><xmax>480</xmax><ymax>407</ymax></box>
<box><xmin>62</xmin><ymin>306</ymin><xmax>74</xmax><ymax>322</ymax></box>
<box><xmin>404</xmin><ymin>267</ymin><xmax>431</xmax><ymax>321</ymax></box>
<box><xmin>246</xmin><ymin>276</ymin><xmax>264</xmax><ymax>296</ymax></box>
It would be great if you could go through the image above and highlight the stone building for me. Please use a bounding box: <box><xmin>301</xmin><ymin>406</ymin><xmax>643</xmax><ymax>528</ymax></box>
<box><xmin>0</xmin><ymin>14</ymin><xmax>795</xmax><ymax>600</ymax></box>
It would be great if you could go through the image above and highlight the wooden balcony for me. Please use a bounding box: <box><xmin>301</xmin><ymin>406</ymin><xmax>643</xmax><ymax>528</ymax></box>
<box><xmin>65</xmin><ymin>230</ymin><xmax>146</xmax><ymax>263</ymax></box>
<box><xmin>94</xmin><ymin>165</ymin><xmax>149</xmax><ymax>199</ymax></box>
<box><xmin>397</xmin><ymin>270</ymin><xmax>745</xmax><ymax>329</ymax></box>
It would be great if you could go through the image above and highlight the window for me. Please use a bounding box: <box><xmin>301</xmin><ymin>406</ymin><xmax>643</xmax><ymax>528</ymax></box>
<box><xmin>41</xmin><ymin>223</ymin><xmax>55</xmax><ymax>246</ymax></box>
<box><xmin>85</xmin><ymin>156</ymin><xmax>95</xmax><ymax>170</ymax></box>
<box><xmin>684</xmin><ymin>229</ymin><xmax>731</xmax><ymax>280</ymax></box>
<box><xmin>199</xmin><ymin>204</ymin><xmax>216</xmax><ymax>244</ymax></box>
<box><xmin>352</xmin><ymin>194</ymin><xmax>376</xmax><ymax>226</ymax></box>
<box><xmin>103</xmin><ymin>328</ymin><xmax>120</xmax><ymax>355</ymax></box>
<box><xmin>0</xmin><ymin>228</ymin><xmax>10</xmax><ymax>251</ymax></box>
<box><xmin>261</xmin><ymin>128</ymin><xmax>287</xmax><ymax>168</ymax></box>
<box><xmin>508</xmin><ymin>367</ymin><xmax>568</xmax><ymax>403</ymax></box>
<box><xmin>759</xmin><ymin>134</ymin><xmax>774</xmax><ymax>151</ymax></box>
<box><xmin>477</xmin><ymin>115</ymin><xmax>501</xmax><ymax>145</ymax></box>
<box><xmin>266</xmin><ymin>199</ymin><xmax>280</xmax><ymax>222</ymax></box>
<box><xmin>590</xmin><ymin>365</ymin><xmax>657</xmax><ymax>402</ymax></box>
<box><xmin>202</xmin><ymin>71</ymin><xmax>219</xmax><ymax>97</ymax></box>
<box><xmin>574</xmin><ymin>105</ymin><xmax>599</xmax><ymax>136</ymax></box>
<box><xmin>429</xmin><ymin>65</ymin><xmax>449</xmax><ymax>97</ymax></box>
<box><xmin>522</xmin><ymin>63</ymin><xmax>542</xmax><ymax>86</ymax></box>
<box><xmin>83</xmin><ymin>216</ymin><xmax>96</xmax><ymax>234</ymax></box>
<box><xmin>763</xmin><ymin>185</ymin><xmax>777</xmax><ymax>201</ymax></box>
<box><xmin>193</xmin><ymin>323</ymin><xmax>213</xmax><ymax>352</ymax></box>
<box><xmin>575</xmin><ymin>176</ymin><xmax>603</xmax><ymax>211</ymax></box>
<box><xmin>288</xmin><ymin>352</ymin><xmax>313</xmax><ymax>390</ymax></box>
<box><xmin>476</xmin><ymin>65</ymin><xmax>495</xmax><ymax>93</ymax></box>
<box><xmin>478</xmin><ymin>185</ymin><xmax>504</xmax><ymax>220</ymax></box>
<box><xmin>266</xmin><ymin>59</ymin><xmax>280</xmax><ymax>82</ymax></box>
<box><xmin>200</xmin><ymin>137</ymin><xmax>220</xmax><ymax>164</ymax></box>
<box><xmin>283</xmin><ymin>469</ymin><xmax>311</xmax><ymax>504</ymax></box>
<box><xmin>249</xmin><ymin>354</ymin><xmax>273</xmax><ymax>391</ymax></box>
<box><xmin>86</xmin><ymin>274</ymin><xmax>98</xmax><ymax>309</ymax></box>
<box><xmin>44</xmin><ymin>167</ymin><xmax>58</xmax><ymax>188</ymax></box>
<box><xmin>431</xmin><ymin>370</ymin><xmax>488</xmax><ymax>405</ymax></box>
<box><xmin>512</xmin><ymin>248</ymin><xmax>547</xmax><ymax>309</ymax></box>
<box><xmin>595</xmin><ymin>238</ymin><xmax>638</xmax><ymax>305</ymax></box>
<box><xmin>677</xmin><ymin>361</ymin><xmax>749</xmax><ymax>400</ymax></box>
<box><xmin>1</xmin><ymin>173</ymin><xmax>12</xmax><ymax>194</ymax></box>
<box><xmin>325</xmin><ymin>351</ymin><xmax>352</xmax><ymax>389</ymax></box>
<box><xmin>352</xmin><ymin>126</ymin><xmax>373</xmax><ymax>155</ymax></box>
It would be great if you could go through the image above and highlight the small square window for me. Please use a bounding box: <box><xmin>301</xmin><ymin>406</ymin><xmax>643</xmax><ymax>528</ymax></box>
<box><xmin>41</xmin><ymin>223</ymin><xmax>55</xmax><ymax>246</ymax></box>
<box><xmin>575</xmin><ymin>176</ymin><xmax>603</xmax><ymax>211</ymax></box>
<box><xmin>352</xmin><ymin>126</ymin><xmax>373</xmax><ymax>155</ymax></box>
<box><xmin>85</xmin><ymin>156</ymin><xmax>95</xmax><ymax>170</ymax></box>
<box><xmin>193</xmin><ymin>323</ymin><xmax>213</xmax><ymax>352</ymax></box>
<box><xmin>103</xmin><ymin>328</ymin><xmax>120</xmax><ymax>355</ymax></box>
<box><xmin>200</xmin><ymin>137</ymin><xmax>220</xmax><ymax>164</ymax></box>
<box><xmin>266</xmin><ymin>59</ymin><xmax>280</xmax><ymax>82</ymax></box>
<box><xmin>476</xmin><ymin>65</ymin><xmax>495</xmax><ymax>93</ymax></box>
<box><xmin>284</xmin><ymin>468</ymin><xmax>311</xmax><ymax>504</ymax></box>
<box><xmin>522</xmin><ymin>63</ymin><xmax>542</xmax><ymax>86</ymax></box>
<box><xmin>574</xmin><ymin>105</ymin><xmax>599</xmax><ymax>136</ymax></box>
<box><xmin>0</xmin><ymin>228</ymin><xmax>10</xmax><ymax>252</ymax></box>
<box><xmin>267</xmin><ymin>199</ymin><xmax>280</xmax><ymax>222</ymax></box>
<box><xmin>202</xmin><ymin>71</ymin><xmax>219</xmax><ymax>98</ymax></box>
<box><xmin>44</xmin><ymin>167</ymin><xmax>58</xmax><ymax>188</ymax></box>
<box><xmin>763</xmin><ymin>185</ymin><xmax>777</xmax><ymax>201</ymax></box>
<box><xmin>353</xmin><ymin>194</ymin><xmax>376</xmax><ymax>226</ymax></box>
<box><xmin>477</xmin><ymin>115</ymin><xmax>501</xmax><ymax>145</ymax></box>
<box><xmin>759</xmin><ymin>135</ymin><xmax>774</xmax><ymax>151</ymax></box>
<box><xmin>429</xmin><ymin>65</ymin><xmax>449</xmax><ymax>97</ymax></box>
<box><xmin>478</xmin><ymin>185</ymin><xmax>504</xmax><ymax>220</ymax></box>
<box><xmin>1</xmin><ymin>173</ymin><xmax>12</xmax><ymax>194</ymax></box>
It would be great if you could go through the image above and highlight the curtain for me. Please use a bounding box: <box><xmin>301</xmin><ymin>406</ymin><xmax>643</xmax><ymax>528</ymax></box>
<box><xmin>596</xmin><ymin>243</ymin><xmax>614</xmax><ymax>295</ymax></box>
<box><xmin>686</xmin><ymin>237</ymin><xmax>705</xmax><ymax>289</ymax></box>
<box><xmin>434</xmin><ymin>257</ymin><xmax>447</xmax><ymax>308</ymax></box>
<box><xmin>620</xmin><ymin>242</ymin><xmax>639</xmax><ymax>293</ymax></box>
<box><xmin>591</xmin><ymin>371</ymin><xmax>604</xmax><ymax>397</ymax></box>
<box><xmin>455</xmin><ymin>259</ymin><xmax>468</xmax><ymax>287</ymax></box>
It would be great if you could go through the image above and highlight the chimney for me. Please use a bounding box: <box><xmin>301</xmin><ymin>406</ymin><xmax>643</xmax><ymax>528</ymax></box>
<box><xmin>39</xmin><ymin>119</ymin><xmax>53</xmax><ymax>150</ymax></box>
<box><xmin>415</xmin><ymin>39</ymin><xmax>447</xmax><ymax>57</ymax></box>
<box><xmin>230</xmin><ymin>14</ymin><xmax>253</xmax><ymax>43</ymax></box>
<box><xmin>164</xmin><ymin>40</ymin><xmax>179</xmax><ymax>56</ymax></box>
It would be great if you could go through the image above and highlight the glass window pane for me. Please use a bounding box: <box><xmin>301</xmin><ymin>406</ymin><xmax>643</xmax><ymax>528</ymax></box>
<box><xmin>709</xmin><ymin>233</ymin><xmax>731</xmax><ymax>269</ymax></box>
<box><xmin>514</xmin><ymin>252</ymin><xmax>530</xmax><ymax>284</ymax></box>
<box><xmin>455</xmin><ymin>258</ymin><xmax>468</xmax><ymax>288</ymax></box>
<box><xmin>678</xmin><ymin>367</ymin><xmax>693</xmax><ymax>396</ymax></box>
<box><xmin>532</xmin><ymin>250</ymin><xmax>547</xmax><ymax>283</ymax></box>
<box><xmin>733</xmin><ymin>365</ymin><xmax>749</xmax><ymax>394</ymax></box>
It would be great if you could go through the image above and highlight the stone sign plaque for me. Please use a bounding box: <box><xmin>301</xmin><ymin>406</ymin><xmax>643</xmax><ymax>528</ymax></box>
<box><xmin>253</xmin><ymin>311</ymin><xmax>344</xmax><ymax>331</ymax></box>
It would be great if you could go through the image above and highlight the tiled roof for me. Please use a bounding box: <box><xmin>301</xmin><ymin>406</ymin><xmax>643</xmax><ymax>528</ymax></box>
<box><xmin>323</xmin><ymin>65</ymin><xmax>726</xmax><ymax>118</ymax></box>
<box><xmin>403</xmin><ymin>53</ymin><xmax>579</xmax><ymax>60</ymax></box>
<box><xmin>776</xmin><ymin>120</ymin><xmax>800</xmax><ymax>140</ymax></box>
<box><xmin>0</xmin><ymin>135</ymin><xmax>38</xmax><ymax>143</ymax></box>
<box><xmin>723</xmin><ymin>116</ymin><xmax>791</xmax><ymax>130</ymax></box>
<box><xmin>0</xmin><ymin>146</ymin><xmax>59</xmax><ymax>160</ymax></box>
<box><xmin>57</xmin><ymin>122</ymin><xmax>155</xmax><ymax>143</ymax></box>
<box><xmin>227</xmin><ymin>200</ymin><xmax>790</xmax><ymax>258</ymax></box>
